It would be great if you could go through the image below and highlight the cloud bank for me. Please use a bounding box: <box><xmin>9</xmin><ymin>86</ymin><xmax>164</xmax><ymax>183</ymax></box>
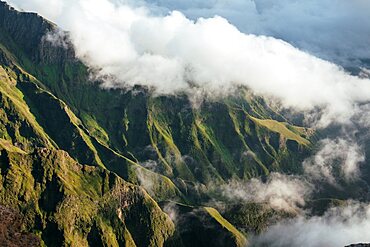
<box><xmin>252</xmin><ymin>202</ymin><xmax>370</xmax><ymax>247</ymax></box>
<box><xmin>12</xmin><ymin>0</ymin><xmax>370</xmax><ymax>66</ymax></box>
<box><xmin>143</xmin><ymin>0</ymin><xmax>370</xmax><ymax>65</ymax></box>
<box><xmin>8</xmin><ymin>0</ymin><xmax>370</xmax><ymax>127</ymax></box>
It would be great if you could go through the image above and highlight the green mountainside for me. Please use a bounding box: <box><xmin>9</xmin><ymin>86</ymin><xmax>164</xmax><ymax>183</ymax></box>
<box><xmin>0</xmin><ymin>1</ymin><xmax>315</xmax><ymax>246</ymax></box>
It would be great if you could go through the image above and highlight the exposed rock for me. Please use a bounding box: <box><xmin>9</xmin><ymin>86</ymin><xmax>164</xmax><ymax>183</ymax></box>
<box><xmin>0</xmin><ymin>205</ymin><xmax>40</xmax><ymax>247</ymax></box>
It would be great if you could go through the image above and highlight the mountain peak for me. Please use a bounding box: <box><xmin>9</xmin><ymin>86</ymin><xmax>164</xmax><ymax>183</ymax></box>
<box><xmin>0</xmin><ymin>1</ymin><xmax>76</xmax><ymax>64</ymax></box>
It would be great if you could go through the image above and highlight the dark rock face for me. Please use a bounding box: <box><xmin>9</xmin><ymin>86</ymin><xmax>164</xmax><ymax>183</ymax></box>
<box><xmin>0</xmin><ymin>3</ymin><xmax>47</xmax><ymax>42</ymax></box>
<box><xmin>0</xmin><ymin>1</ymin><xmax>74</xmax><ymax>64</ymax></box>
<box><xmin>38</xmin><ymin>31</ymin><xmax>76</xmax><ymax>64</ymax></box>
<box><xmin>0</xmin><ymin>1</ymin><xmax>52</xmax><ymax>57</ymax></box>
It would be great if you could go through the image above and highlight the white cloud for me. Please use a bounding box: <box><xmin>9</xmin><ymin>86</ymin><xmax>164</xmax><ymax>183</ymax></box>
<box><xmin>252</xmin><ymin>202</ymin><xmax>370</xmax><ymax>247</ymax></box>
<box><xmin>303</xmin><ymin>138</ymin><xmax>365</xmax><ymax>183</ymax></box>
<box><xmin>135</xmin><ymin>167</ymin><xmax>156</xmax><ymax>195</ymax></box>
<box><xmin>7</xmin><ymin>0</ymin><xmax>370</xmax><ymax>127</ymax></box>
<box><xmin>221</xmin><ymin>173</ymin><xmax>312</xmax><ymax>212</ymax></box>
<box><xmin>143</xmin><ymin>0</ymin><xmax>370</xmax><ymax>65</ymax></box>
<box><xmin>8</xmin><ymin>0</ymin><xmax>64</xmax><ymax>19</ymax></box>
<box><xmin>162</xmin><ymin>202</ymin><xmax>178</xmax><ymax>223</ymax></box>
<box><xmin>43</xmin><ymin>30</ymin><xmax>69</xmax><ymax>49</ymax></box>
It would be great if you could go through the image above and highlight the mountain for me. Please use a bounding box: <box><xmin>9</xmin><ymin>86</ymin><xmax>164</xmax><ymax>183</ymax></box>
<box><xmin>0</xmin><ymin>1</ymin><xmax>316</xmax><ymax>246</ymax></box>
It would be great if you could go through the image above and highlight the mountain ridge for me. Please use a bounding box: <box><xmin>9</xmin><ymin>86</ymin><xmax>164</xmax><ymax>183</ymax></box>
<box><xmin>0</xmin><ymin>1</ymin><xmax>316</xmax><ymax>246</ymax></box>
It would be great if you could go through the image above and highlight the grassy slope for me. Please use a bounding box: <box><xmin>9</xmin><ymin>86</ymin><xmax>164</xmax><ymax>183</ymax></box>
<box><xmin>204</xmin><ymin>207</ymin><xmax>248</xmax><ymax>247</ymax></box>
<box><xmin>163</xmin><ymin>202</ymin><xmax>247</xmax><ymax>247</ymax></box>
<box><xmin>0</xmin><ymin>142</ymin><xmax>175</xmax><ymax>247</ymax></box>
<box><xmin>0</xmin><ymin>64</ymin><xmax>55</xmax><ymax>151</ymax></box>
<box><xmin>0</xmin><ymin>43</ymin><xmax>183</xmax><ymax>203</ymax></box>
<box><xmin>249</xmin><ymin>116</ymin><xmax>310</xmax><ymax>146</ymax></box>
<box><xmin>14</xmin><ymin>44</ymin><xmax>312</xmax><ymax>187</ymax></box>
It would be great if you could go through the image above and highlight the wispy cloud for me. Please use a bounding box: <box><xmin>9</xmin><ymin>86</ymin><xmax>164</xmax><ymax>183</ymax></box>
<box><xmin>303</xmin><ymin>138</ymin><xmax>365</xmax><ymax>183</ymax></box>
<box><xmin>220</xmin><ymin>173</ymin><xmax>312</xmax><ymax>213</ymax></box>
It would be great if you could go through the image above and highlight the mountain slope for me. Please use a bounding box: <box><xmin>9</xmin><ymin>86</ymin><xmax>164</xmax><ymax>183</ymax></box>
<box><xmin>0</xmin><ymin>39</ymin><xmax>246</xmax><ymax>247</ymax></box>
<box><xmin>0</xmin><ymin>1</ymin><xmax>316</xmax><ymax>246</ymax></box>
<box><xmin>0</xmin><ymin>142</ymin><xmax>175</xmax><ymax>246</ymax></box>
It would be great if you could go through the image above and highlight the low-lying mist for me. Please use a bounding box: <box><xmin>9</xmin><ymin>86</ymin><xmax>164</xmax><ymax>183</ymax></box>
<box><xmin>251</xmin><ymin>202</ymin><xmax>370</xmax><ymax>247</ymax></box>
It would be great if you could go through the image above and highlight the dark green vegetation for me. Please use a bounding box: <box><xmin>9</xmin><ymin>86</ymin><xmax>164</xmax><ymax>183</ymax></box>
<box><xmin>0</xmin><ymin>1</ymin><xmax>316</xmax><ymax>246</ymax></box>
<box><xmin>221</xmin><ymin>203</ymin><xmax>294</xmax><ymax>235</ymax></box>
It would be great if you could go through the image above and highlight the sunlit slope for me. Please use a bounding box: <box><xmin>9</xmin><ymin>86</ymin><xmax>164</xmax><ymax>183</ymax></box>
<box><xmin>0</xmin><ymin>141</ymin><xmax>175</xmax><ymax>246</ymax></box>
